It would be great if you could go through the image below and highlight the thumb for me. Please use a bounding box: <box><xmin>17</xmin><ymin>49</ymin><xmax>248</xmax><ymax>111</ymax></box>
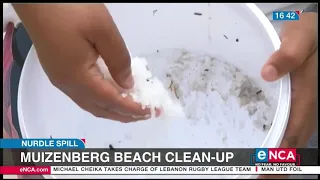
<box><xmin>261</xmin><ymin>13</ymin><xmax>317</xmax><ymax>82</ymax></box>
<box><xmin>93</xmin><ymin>7</ymin><xmax>134</xmax><ymax>89</ymax></box>
<box><xmin>261</xmin><ymin>37</ymin><xmax>312</xmax><ymax>82</ymax></box>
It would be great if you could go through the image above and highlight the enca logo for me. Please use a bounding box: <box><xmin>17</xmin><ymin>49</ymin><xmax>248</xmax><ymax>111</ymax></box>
<box><xmin>255</xmin><ymin>148</ymin><xmax>297</xmax><ymax>163</ymax></box>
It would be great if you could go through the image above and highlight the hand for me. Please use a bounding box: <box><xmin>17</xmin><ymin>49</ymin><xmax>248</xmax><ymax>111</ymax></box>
<box><xmin>259</xmin><ymin>13</ymin><xmax>318</xmax><ymax>179</ymax></box>
<box><xmin>13</xmin><ymin>4</ymin><xmax>157</xmax><ymax>122</ymax></box>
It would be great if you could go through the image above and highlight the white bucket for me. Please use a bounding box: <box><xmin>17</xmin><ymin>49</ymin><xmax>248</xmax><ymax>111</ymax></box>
<box><xmin>18</xmin><ymin>3</ymin><xmax>291</xmax><ymax>179</ymax></box>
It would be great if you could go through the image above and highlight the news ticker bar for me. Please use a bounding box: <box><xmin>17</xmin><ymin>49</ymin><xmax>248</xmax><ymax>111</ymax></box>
<box><xmin>2</xmin><ymin>149</ymin><xmax>318</xmax><ymax>166</ymax></box>
<box><xmin>1</xmin><ymin>166</ymin><xmax>320</xmax><ymax>175</ymax></box>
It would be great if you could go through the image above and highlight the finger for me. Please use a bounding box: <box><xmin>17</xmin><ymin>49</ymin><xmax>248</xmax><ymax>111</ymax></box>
<box><xmin>92</xmin><ymin>6</ymin><xmax>134</xmax><ymax>89</ymax></box>
<box><xmin>261</xmin><ymin>13</ymin><xmax>317</xmax><ymax>82</ymax></box>
<box><xmin>93</xmin><ymin>108</ymin><xmax>150</xmax><ymax>123</ymax></box>
<box><xmin>87</xmin><ymin>75</ymin><xmax>161</xmax><ymax>117</ymax></box>
<box><xmin>75</xmin><ymin>100</ymin><xmax>150</xmax><ymax>123</ymax></box>
<box><xmin>97</xmin><ymin>86</ymin><xmax>162</xmax><ymax>117</ymax></box>
<box><xmin>78</xmin><ymin>61</ymin><xmax>160</xmax><ymax>118</ymax></box>
<box><xmin>261</xmin><ymin>37</ymin><xmax>313</xmax><ymax>82</ymax></box>
<box><xmin>107</xmin><ymin>94</ymin><xmax>162</xmax><ymax>117</ymax></box>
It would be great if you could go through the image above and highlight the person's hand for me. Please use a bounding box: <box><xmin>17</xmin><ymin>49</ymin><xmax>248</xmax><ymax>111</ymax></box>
<box><xmin>259</xmin><ymin>12</ymin><xmax>318</xmax><ymax>179</ymax></box>
<box><xmin>13</xmin><ymin>4</ymin><xmax>158</xmax><ymax>122</ymax></box>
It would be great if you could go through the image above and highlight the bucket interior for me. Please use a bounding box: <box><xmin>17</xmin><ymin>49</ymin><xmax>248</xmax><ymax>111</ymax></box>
<box><xmin>102</xmin><ymin>3</ymin><xmax>280</xmax><ymax>148</ymax></box>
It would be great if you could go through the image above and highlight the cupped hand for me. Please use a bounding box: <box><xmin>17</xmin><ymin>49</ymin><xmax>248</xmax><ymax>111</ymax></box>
<box><xmin>259</xmin><ymin>12</ymin><xmax>318</xmax><ymax>179</ymax></box>
<box><xmin>13</xmin><ymin>4</ymin><xmax>156</xmax><ymax>122</ymax></box>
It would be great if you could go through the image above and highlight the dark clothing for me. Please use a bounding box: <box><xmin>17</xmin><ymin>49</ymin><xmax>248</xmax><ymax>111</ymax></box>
<box><xmin>303</xmin><ymin>3</ymin><xmax>318</xmax><ymax>13</ymax></box>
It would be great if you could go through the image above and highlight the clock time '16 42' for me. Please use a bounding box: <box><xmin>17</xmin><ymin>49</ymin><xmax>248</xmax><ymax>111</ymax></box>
<box><xmin>272</xmin><ymin>11</ymin><xmax>300</xmax><ymax>21</ymax></box>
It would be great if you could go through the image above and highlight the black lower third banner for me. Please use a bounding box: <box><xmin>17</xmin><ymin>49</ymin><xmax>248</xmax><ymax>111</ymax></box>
<box><xmin>1</xmin><ymin>148</ymin><xmax>319</xmax><ymax>175</ymax></box>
